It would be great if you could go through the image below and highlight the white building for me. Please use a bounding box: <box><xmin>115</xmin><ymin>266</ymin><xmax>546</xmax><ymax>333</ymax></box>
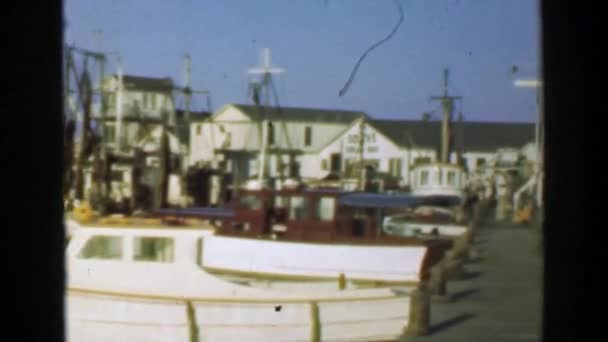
<box><xmin>190</xmin><ymin>103</ymin><xmax>536</xmax><ymax>189</ymax></box>
<box><xmin>190</xmin><ymin>103</ymin><xmax>366</xmax><ymax>185</ymax></box>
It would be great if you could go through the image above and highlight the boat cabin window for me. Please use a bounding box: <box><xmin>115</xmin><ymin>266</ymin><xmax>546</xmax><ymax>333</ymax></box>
<box><xmin>78</xmin><ymin>235</ymin><xmax>123</xmax><ymax>260</ymax></box>
<box><xmin>315</xmin><ymin>196</ymin><xmax>336</xmax><ymax>221</ymax></box>
<box><xmin>240</xmin><ymin>195</ymin><xmax>262</xmax><ymax>210</ymax></box>
<box><xmin>420</xmin><ymin>170</ymin><xmax>429</xmax><ymax>185</ymax></box>
<box><xmin>434</xmin><ymin>170</ymin><xmax>441</xmax><ymax>184</ymax></box>
<box><xmin>274</xmin><ymin>195</ymin><xmax>286</xmax><ymax>208</ymax></box>
<box><xmin>447</xmin><ymin>171</ymin><xmax>456</xmax><ymax>186</ymax></box>
<box><xmin>289</xmin><ymin>196</ymin><xmax>308</xmax><ymax>220</ymax></box>
<box><xmin>133</xmin><ymin>237</ymin><xmax>174</xmax><ymax>263</ymax></box>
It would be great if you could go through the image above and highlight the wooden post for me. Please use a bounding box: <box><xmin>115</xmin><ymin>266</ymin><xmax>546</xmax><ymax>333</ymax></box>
<box><xmin>310</xmin><ymin>302</ymin><xmax>321</xmax><ymax>342</ymax></box>
<box><xmin>338</xmin><ymin>273</ymin><xmax>346</xmax><ymax>290</ymax></box>
<box><xmin>429</xmin><ymin>263</ymin><xmax>448</xmax><ymax>301</ymax></box>
<box><xmin>185</xmin><ymin>301</ymin><xmax>200</xmax><ymax>342</ymax></box>
<box><xmin>404</xmin><ymin>288</ymin><xmax>430</xmax><ymax>336</ymax></box>
<box><xmin>452</xmin><ymin>235</ymin><xmax>469</xmax><ymax>260</ymax></box>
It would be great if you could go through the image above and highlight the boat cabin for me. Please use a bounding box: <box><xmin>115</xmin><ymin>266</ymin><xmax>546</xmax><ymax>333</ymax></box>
<box><xmin>410</xmin><ymin>163</ymin><xmax>467</xmax><ymax>197</ymax></box>
<box><xmin>215</xmin><ymin>187</ymin><xmax>459</xmax><ymax>246</ymax></box>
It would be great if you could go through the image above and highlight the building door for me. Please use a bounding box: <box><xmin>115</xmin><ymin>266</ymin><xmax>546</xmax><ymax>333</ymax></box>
<box><xmin>330</xmin><ymin>153</ymin><xmax>342</xmax><ymax>173</ymax></box>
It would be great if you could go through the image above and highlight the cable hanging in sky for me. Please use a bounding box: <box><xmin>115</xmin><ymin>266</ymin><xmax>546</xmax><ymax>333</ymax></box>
<box><xmin>338</xmin><ymin>0</ymin><xmax>404</xmax><ymax>97</ymax></box>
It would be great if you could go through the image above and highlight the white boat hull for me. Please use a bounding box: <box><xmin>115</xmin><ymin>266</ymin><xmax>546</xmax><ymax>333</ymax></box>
<box><xmin>201</xmin><ymin>235</ymin><xmax>427</xmax><ymax>283</ymax></box>
<box><xmin>67</xmin><ymin>290</ymin><xmax>410</xmax><ymax>342</ymax></box>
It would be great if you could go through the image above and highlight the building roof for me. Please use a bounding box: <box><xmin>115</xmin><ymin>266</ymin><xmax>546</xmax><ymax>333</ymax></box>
<box><xmin>229</xmin><ymin>104</ymin><xmax>367</xmax><ymax>124</ymax></box>
<box><xmin>368</xmin><ymin>119</ymin><xmax>535</xmax><ymax>152</ymax></box>
<box><xmin>176</xmin><ymin>109</ymin><xmax>212</xmax><ymax>122</ymax></box>
<box><xmin>175</xmin><ymin>109</ymin><xmax>212</xmax><ymax>145</ymax></box>
<box><xmin>111</xmin><ymin>75</ymin><xmax>175</xmax><ymax>92</ymax></box>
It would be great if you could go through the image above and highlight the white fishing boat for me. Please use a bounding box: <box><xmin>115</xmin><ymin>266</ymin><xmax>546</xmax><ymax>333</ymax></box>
<box><xmin>410</xmin><ymin>162</ymin><xmax>467</xmax><ymax>199</ymax></box>
<box><xmin>66</xmin><ymin>218</ymin><xmax>429</xmax><ymax>341</ymax></box>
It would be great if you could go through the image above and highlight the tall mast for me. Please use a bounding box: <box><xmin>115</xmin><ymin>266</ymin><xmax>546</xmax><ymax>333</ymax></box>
<box><xmin>430</xmin><ymin>68</ymin><xmax>461</xmax><ymax>163</ymax></box>
<box><xmin>358</xmin><ymin>119</ymin><xmax>366</xmax><ymax>191</ymax></box>
<box><xmin>184</xmin><ymin>54</ymin><xmax>192</xmax><ymax>123</ymax></box>
<box><xmin>175</xmin><ymin>53</ymin><xmax>209</xmax><ymax>157</ymax></box>
<box><xmin>115</xmin><ymin>55</ymin><xmax>124</xmax><ymax>152</ymax></box>
<box><xmin>248</xmin><ymin>48</ymin><xmax>284</xmax><ymax>187</ymax></box>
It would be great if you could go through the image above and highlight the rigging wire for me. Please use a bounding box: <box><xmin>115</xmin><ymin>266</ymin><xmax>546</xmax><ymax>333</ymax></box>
<box><xmin>338</xmin><ymin>0</ymin><xmax>404</xmax><ymax>97</ymax></box>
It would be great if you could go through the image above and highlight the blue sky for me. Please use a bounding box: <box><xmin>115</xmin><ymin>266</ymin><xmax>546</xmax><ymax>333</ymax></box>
<box><xmin>64</xmin><ymin>0</ymin><xmax>540</xmax><ymax>122</ymax></box>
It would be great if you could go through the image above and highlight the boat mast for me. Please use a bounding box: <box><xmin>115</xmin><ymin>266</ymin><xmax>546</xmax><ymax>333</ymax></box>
<box><xmin>430</xmin><ymin>69</ymin><xmax>461</xmax><ymax>164</ymax></box>
<box><xmin>248</xmin><ymin>48</ymin><xmax>284</xmax><ymax>188</ymax></box>
<box><xmin>358</xmin><ymin>118</ymin><xmax>366</xmax><ymax>191</ymax></box>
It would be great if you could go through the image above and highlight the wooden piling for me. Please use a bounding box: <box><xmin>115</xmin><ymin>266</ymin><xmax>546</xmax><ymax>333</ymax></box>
<box><xmin>185</xmin><ymin>301</ymin><xmax>199</xmax><ymax>342</ymax></box>
<box><xmin>310</xmin><ymin>302</ymin><xmax>321</xmax><ymax>342</ymax></box>
<box><xmin>404</xmin><ymin>288</ymin><xmax>430</xmax><ymax>336</ymax></box>
<box><xmin>429</xmin><ymin>263</ymin><xmax>447</xmax><ymax>300</ymax></box>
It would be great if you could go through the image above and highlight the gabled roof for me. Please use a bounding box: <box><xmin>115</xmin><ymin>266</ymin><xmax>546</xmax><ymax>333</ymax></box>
<box><xmin>228</xmin><ymin>104</ymin><xmax>367</xmax><ymax>124</ymax></box>
<box><xmin>368</xmin><ymin>119</ymin><xmax>535</xmax><ymax>152</ymax></box>
<box><xmin>175</xmin><ymin>109</ymin><xmax>212</xmax><ymax>122</ymax></box>
<box><xmin>109</xmin><ymin>75</ymin><xmax>175</xmax><ymax>92</ymax></box>
<box><xmin>174</xmin><ymin>109</ymin><xmax>212</xmax><ymax>145</ymax></box>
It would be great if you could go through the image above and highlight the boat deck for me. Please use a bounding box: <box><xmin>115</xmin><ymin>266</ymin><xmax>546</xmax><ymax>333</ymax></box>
<box><xmin>401</xmin><ymin>216</ymin><xmax>543</xmax><ymax>341</ymax></box>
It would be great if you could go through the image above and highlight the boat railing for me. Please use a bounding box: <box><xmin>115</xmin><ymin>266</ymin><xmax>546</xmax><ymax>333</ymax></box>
<box><xmin>68</xmin><ymin>286</ymin><xmax>430</xmax><ymax>340</ymax></box>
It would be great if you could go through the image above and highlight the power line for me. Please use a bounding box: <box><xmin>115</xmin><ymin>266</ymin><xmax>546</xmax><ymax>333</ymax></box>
<box><xmin>338</xmin><ymin>0</ymin><xmax>404</xmax><ymax>97</ymax></box>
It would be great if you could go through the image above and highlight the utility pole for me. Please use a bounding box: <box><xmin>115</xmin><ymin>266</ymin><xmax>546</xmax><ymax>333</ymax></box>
<box><xmin>430</xmin><ymin>69</ymin><xmax>461</xmax><ymax>164</ymax></box>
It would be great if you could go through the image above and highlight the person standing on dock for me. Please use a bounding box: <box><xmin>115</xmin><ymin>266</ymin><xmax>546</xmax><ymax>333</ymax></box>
<box><xmin>495</xmin><ymin>172</ymin><xmax>509</xmax><ymax>221</ymax></box>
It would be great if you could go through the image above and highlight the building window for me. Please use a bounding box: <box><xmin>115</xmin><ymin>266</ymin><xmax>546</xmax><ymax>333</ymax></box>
<box><xmin>78</xmin><ymin>236</ymin><xmax>123</xmax><ymax>260</ymax></box>
<box><xmin>105</xmin><ymin>93</ymin><xmax>116</xmax><ymax>110</ymax></box>
<box><xmin>133</xmin><ymin>237</ymin><xmax>174</xmax><ymax>263</ymax></box>
<box><xmin>420</xmin><ymin>170</ymin><xmax>429</xmax><ymax>186</ymax></box>
<box><xmin>321</xmin><ymin>159</ymin><xmax>328</xmax><ymax>171</ymax></box>
<box><xmin>274</xmin><ymin>196</ymin><xmax>286</xmax><ymax>209</ymax></box>
<box><xmin>289</xmin><ymin>196</ymin><xmax>308</xmax><ymax>220</ymax></box>
<box><xmin>240</xmin><ymin>195</ymin><xmax>262</xmax><ymax>210</ymax></box>
<box><xmin>476</xmin><ymin>158</ymin><xmax>486</xmax><ymax>167</ymax></box>
<box><xmin>304</xmin><ymin>126</ymin><xmax>312</xmax><ymax>147</ymax></box>
<box><xmin>315</xmin><ymin>197</ymin><xmax>336</xmax><ymax>221</ymax></box>
<box><xmin>105</xmin><ymin>124</ymin><xmax>116</xmax><ymax>142</ymax></box>
<box><xmin>389</xmin><ymin>158</ymin><xmax>402</xmax><ymax>177</ymax></box>
<box><xmin>436</xmin><ymin>170</ymin><xmax>442</xmax><ymax>184</ymax></box>
<box><xmin>268</xmin><ymin>122</ymin><xmax>275</xmax><ymax>145</ymax></box>
<box><xmin>196</xmin><ymin>124</ymin><xmax>202</xmax><ymax>135</ymax></box>
<box><xmin>447</xmin><ymin>171</ymin><xmax>456</xmax><ymax>186</ymax></box>
<box><xmin>330</xmin><ymin>154</ymin><xmax>342</xmax><ymax>173</ymax></box>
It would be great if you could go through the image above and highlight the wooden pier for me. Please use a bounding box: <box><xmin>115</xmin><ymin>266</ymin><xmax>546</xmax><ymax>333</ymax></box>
<box><xmin>400</xmin><ymin>211</ymin><xmax>543</xmax><ymax>341</ymax></box>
